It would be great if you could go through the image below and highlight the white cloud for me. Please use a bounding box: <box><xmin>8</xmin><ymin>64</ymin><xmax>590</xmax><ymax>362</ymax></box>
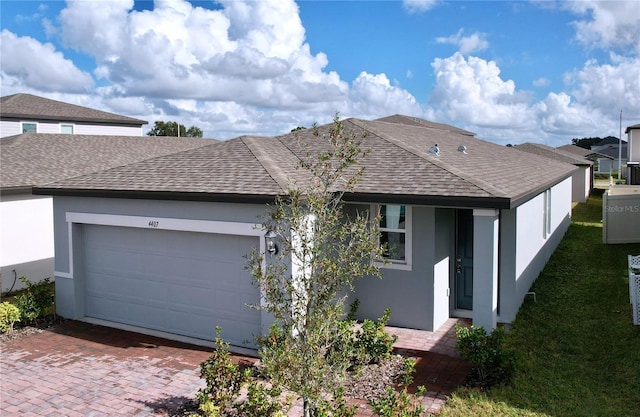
<box><xmin>0</xmin><ymin>29</ymin><xmax>93</xmax><ymax>93</ymax></box>
<box><xmin>403</xmin><ymin>0</ymin><xmax>438</xmax><ymax>14</ymax></box>
<box><xmin>532</xmin><ymin>77</ymin><xmax>550</xmax><ymax>88</ymax></box>
<box><xmin>564</xmin><ymin>53</ymin><xmax>640</xmax><ymax>120</ymax></box>
<box><xmin>345</xmin><ymin>72</ymin><xmax>422</xmax><ymax>120</ymax></box>
<box><xmin>535</xmin><ymin>92</ymin><xmax>602</xmax><ymax>136</ymax></box>
<box><xmin>55</xmin><ymin>0</ymin><xmax>348</xmax><ymax>110</ymax></box>
<box><xmin>435</xmin><ymin>29</ymin><xmax>489</xmax><ymax>55</ymax></box>
<box><xmin>429</xmin><ymin>52</ymin><xmax>531</xmax><ymax>130</ymax></box>
<box><xmin>426</xmin><ymin>51</ymin><xmax>631</xmax><ymax>146</ymax></box>
<box><xmin>563</xmin><ymin>0</ymin><xmax>640</xmax><ymax>53</ymax></box>
<box><xmin>21</xmin><ymin>0</ymin><xmax>421</xmax><ymax>139</ymax></box>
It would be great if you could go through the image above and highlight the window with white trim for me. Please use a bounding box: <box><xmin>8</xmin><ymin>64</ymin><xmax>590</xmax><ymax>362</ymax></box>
<box><xmin>374</xmin><ymin>204</ymin><xmax>412</xmax><ymax>270</ymax></box>
<box><xmin>21</xmin><ymin>122</ymin><xmax>37</xmax><ymax>133</ymax></box>
<box><xmin>60</xmin><ymin>124</ymin><xmax>74</xmax><ymax>134</ymax></box>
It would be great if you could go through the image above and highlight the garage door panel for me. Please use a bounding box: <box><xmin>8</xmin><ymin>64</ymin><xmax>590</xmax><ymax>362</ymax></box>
<box><xmin>82</xmin><ymin>224</ymin><xmax>261</xmax><ymax>348</ymax></box>
<box><xmin>85</xmin><ymin>247</ymin><xmax>217</xmax><ymax>285</ymax></box>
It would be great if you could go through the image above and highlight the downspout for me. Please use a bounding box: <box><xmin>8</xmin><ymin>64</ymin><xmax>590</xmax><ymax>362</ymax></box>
<box><xmin>618</xmin><ymin>110</ymin><xmax>622</xmax><ymax>182</ymax></box>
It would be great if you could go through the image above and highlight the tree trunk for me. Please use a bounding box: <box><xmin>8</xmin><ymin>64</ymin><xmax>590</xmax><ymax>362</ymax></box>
<box><xmin>304</xmin><ymin>398</ymin><xmax>311</xmax><ymax>417</ymax></box>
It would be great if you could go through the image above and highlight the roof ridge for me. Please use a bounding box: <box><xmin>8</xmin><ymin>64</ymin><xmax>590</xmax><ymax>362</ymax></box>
<box><xmin>349</xmin><ymin>118</ymin><xmax>508</xmax><ymax>198</ymax></box>
<box><xmin>241</xmin><ymin>135</ymin><xmax>291</xmax><ymax>192</ymax></box>
<box><xmin>0</xmin><ymin>93</ymin><xmax>147</xmax><ymax>125</ymax></box>
<box><xmin>517</xmin><ymin>143</ymin><xmax>592</xmax><ymax>165</ymax></box>
<box><xmin>549</xmin><ymin>145</ymin><xmax>594</xmax><ymax>164</ymax></box>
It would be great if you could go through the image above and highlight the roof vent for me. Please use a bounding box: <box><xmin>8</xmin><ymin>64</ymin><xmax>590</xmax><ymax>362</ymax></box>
<box><xmin>457</xmin><ymin>145</ymin><xmax>468</xmax><ymax>154</ymax></box>
<box><xmin>429</xmin><ymin>144</ymin><xmax>440</xmax><ymax>156</ymax></box>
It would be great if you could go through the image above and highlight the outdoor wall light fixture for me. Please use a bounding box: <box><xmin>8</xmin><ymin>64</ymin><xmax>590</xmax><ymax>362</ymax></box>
<box><xmin>264</xmin><ymin>230</ymin><xmax>279</xmax><ymax>256</ymax></box>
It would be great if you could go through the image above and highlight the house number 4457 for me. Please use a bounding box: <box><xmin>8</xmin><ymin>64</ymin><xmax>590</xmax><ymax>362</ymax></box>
<box><xmin>148</xmin><ymin>220</ymin><xmax>159</xmax><ymax>228</ymax></box>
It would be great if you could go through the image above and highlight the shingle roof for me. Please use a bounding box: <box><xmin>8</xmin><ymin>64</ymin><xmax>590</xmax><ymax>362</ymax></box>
<box><xmin>35</xmin><ymin>116</ymin><xmax>576</xmax><ymax>209</ymax></box>
<box><xmin>556</xmin><ymin>144</ymin><xmax>613</xmax><ymax>160</ymax></box>
<box><xmin>514</xmin><ymin>143</ymin><xmax>593</xmax><ymax>166</ymax></box>
<box><xmin>39</xmin><ymin>137</ymin><xmax>281</xmax><ymax>196</ymax></box>
<box><xmin>376</xmin><ymin>114</ymin><xmax>476</xmax><ymax>136</ymax></box>
<box><xmin>1</xmin><ymin>133</ymin><xmax>213</xmax><ymax>190</ymax></box>
<box><xmin>625</xmin><ymin>123</ymin><xmax>640</xmax><ymax>133</ymax></box>
<box><xmin>591</xmin><ymin>143</ymin><xmax>627</xmax><ymax>158</ymax></box>
<box><xmin>0</xmin><ymin>94</ymin><xmax>147</xmax><ymax>126</ymax></box>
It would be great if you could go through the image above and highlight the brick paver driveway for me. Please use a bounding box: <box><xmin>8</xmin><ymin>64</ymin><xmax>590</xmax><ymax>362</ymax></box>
<box><xmin>0</xmin><ymin>321</ymin><xmax>236</xmax><ymax>416</ymax></box>
<box><xmin>0</xmin><ymin>319</ymin><xmax>469</xmax><ymax>416</ymax></box>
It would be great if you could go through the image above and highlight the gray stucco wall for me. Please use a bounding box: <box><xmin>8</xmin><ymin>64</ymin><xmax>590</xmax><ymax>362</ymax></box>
<box><xmin>353</xmin><ymin>205</ymin><xmax>438</xmax><ymax>331</ymax></box>
<box><xmin>498</xmin><ymin>180</ymin><xmax>572</xmax><ymax>323</ymax></box>
<box><xmin>498</xmin><ymin>208</ymin><xmax>517</xmax><ymax>321</ymax></box>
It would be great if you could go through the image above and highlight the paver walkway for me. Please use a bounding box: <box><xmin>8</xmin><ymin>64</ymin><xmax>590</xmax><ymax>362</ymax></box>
<box><xmin>0</xmin><ymin>319</ymin><xmax>470</xmax><ymax>416</ymax></box>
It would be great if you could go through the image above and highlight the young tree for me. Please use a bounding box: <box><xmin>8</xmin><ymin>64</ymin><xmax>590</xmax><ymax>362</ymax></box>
<box><xmin>248</xmin><ymin>115</ymin><xmax>385</xmax><ymax>417</ymax></box>
<box><xmin>147</xmin><ymin>120</ymin><xmax>203</xmax><ymax>137</ymax></box>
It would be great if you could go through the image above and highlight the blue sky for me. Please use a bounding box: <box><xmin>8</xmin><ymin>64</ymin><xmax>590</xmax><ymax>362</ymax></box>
<box><xmin>1</xmin><ymin>0</ymin><xmax>638</xmax><ymax>146</ymax></box>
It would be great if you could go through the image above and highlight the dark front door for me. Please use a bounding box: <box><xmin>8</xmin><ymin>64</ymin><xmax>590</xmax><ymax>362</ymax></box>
<box><xmin>455</xmin><ymin>210</ymin><xmax>473</xmax><ymax>310</ymax></box>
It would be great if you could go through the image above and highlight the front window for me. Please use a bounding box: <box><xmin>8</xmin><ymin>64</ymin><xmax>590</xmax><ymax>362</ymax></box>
<box><xmin>21</xmin><ymin>122</ymin><xmax>37</xmax><ymax>133</ymax></box>
<box><xmin>60</xmin><ymin>124</ymin><xmax>74</xmax><ymax>134</ymax></box>
<box><xmin>374</xmin><ymin>204</ymin><xmax>412</xmax><ymax>270</ymax></box>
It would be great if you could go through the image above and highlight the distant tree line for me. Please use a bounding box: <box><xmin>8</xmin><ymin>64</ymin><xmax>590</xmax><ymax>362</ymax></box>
<box><xmin>147</xmin><ymin>121</ymin><xmax>203</xmax><ymax>138</ymax></box>
<box><xmin>572</xmin><ymin>136</ymin><xmax>620</xmax><ymax>149</ymax></box>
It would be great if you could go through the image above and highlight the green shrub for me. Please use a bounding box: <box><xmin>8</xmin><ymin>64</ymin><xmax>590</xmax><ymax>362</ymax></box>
<box><xmin>196</xmin><ymin>327</ymin><xmax>247</xmax><ymax>413</ymax></box>
<box><xmin>0</xmin><ymin>302</ymin><xmax>21</xmax><ymax>332</ymax></box>
<box><xmin>346</xmin><ymin>298</ymin><xmax>360</xmax><ymax>321</ymax></box>
<box><xmin>234</xmin><ymin>376</ymin><xmax>290</xmax><ymax>417</ymax></box>
<box><xmin>313</xmin><ymin>387</ymin><xmax>357</xmax><ymax>417</ymax></box>
<box><xmin>14</xmin><ymin>277</ymin><xmax>54</xmax><ymax>324</ymax></box>
<box><xmin>454</xmin><ymin>324</ymin><xmax>515</xmax><ymax>388</ymax></box>
<box><xmin>370</xmin><ymin>358</ymin><xmax>425</xmax><ymax>417</ymax></box>
<box><xmin>370</xmin><ymin>386</ymin><xmax>426</xmax><ymax>417</ymax></box>
<box><xmin>352</xmin><ymin>308</ymin><xmax>397</xmax><ymax>365</ymax></box>
<box><xmin>329</xmin><ymin>307</ymin><xmax>397</xmax><ymax>368</ymax></box>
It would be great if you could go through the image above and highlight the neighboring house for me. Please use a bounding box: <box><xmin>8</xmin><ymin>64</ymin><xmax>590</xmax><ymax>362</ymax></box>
<box><xmin>556</xmin><ymin>144</ymin><xmax>610</xmax><ymax>162</ymax></box>
<box><xmin>0</xmin><ymin>93</ymin><xmax>148</xmax><ymax>138</ymax></box>
<box><xmin>557</xmin><ymin>144</ymin><xmax>614</xmax><ymax>187</ymax></box>
<box><xmin>625</xmin><ymin>124</ymin><xmax>640</xmax><ymax>185</ymax></box>
<box><xmin>34</xmin><ymin>115</ymin><xmax>576</xmax><ymax>351</ymax></box>
<box><xmin>514</xmin><ymin>143</ymin><xmax>593</xmax><ymax>203</ymax></box>
<box><xmin>591</xmin><ymin>142</ymin><xmax>628</xmax><ymax>175</ymax></box>
<box><xmin>0</xmin><ymin>133</ymin><xmax>213</xmax><ymax>293</ymax></box>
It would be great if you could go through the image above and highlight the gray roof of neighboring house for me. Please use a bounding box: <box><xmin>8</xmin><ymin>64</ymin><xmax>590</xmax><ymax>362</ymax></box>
<box><xmin>625</xmin><ymin>123</ymin><xmax>640</xmax><ymax>133</ymax></box>
<box><xmin>556</xmin><ymin>144</ymin><xmax>613</xmax><ymax>160</ymax></box>
<box><xmin>34</xmin><ymin>116</ymin><xmax>576</xmax><ymax>209</ymax></box>
<box><xmin>591</xmin><ymin>143</ymin><xmax>628</xmax><ymax>159</ymax></box>
<box><xmin>0</xmin><ymin>94</ymin><xmax>148</xmax><ymax>126</ymax></box>
<box><xmin>514</xmin><ymin>143</ymin><xmax>593</xmax><ymax>166</ymax></box>
<box><xmin>1</xmin><ymin>133</ymin><xmax>213</xmax><ymax>191</ymax></box>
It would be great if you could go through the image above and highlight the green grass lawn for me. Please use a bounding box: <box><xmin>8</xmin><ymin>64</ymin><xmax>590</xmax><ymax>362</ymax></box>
<box><xmin>440</xmin><ymin>189</ymin><xmax>640</xmax><ymax>417</ymax></box>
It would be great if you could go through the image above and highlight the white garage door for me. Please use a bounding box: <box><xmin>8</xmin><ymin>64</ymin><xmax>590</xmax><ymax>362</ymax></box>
<box><xmin>82</xmin><ymin>224</ymin><xmax>261</xmax><ymax>348</ymax></box>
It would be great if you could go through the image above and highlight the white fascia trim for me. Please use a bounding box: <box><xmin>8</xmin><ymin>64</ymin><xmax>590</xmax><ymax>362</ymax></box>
<box><xmin>473</xmin><ymin>208</ymin><xmax>499</xmax><ymax>217</ymax></box>
<box><xmin>65</xmin><ymin>212</ymin><xmax>263</xmax><ymax>236</ymax></box>
<box><xmin>54</xmin><ymin>221</ymin><xmax>75</xmax><ymax>279</ymax></box>
<box><xmin>375</xmin><ymin>260</ymin><xmax>413</xmax><ymax>271</ymax></box>
<box><xmin>55</xmin><ymin>212</ymin><xmax>265</xmax><ymax>280</ymax></box>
